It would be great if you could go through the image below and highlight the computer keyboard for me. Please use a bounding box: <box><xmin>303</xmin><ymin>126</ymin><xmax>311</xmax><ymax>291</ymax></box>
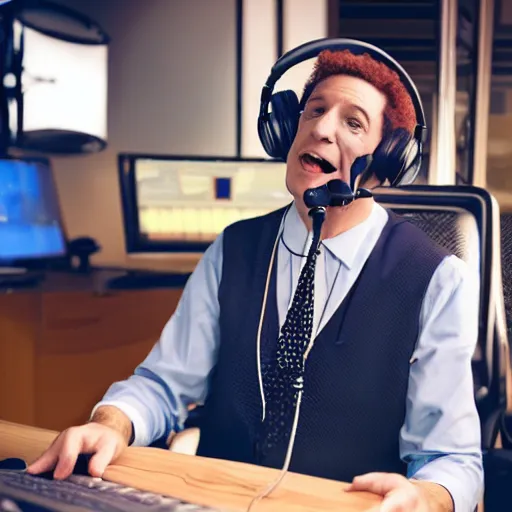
<box><xmin>0</xmin><ymin>470</ymin><xmax>222</xmax><ymax>512</ymax></box>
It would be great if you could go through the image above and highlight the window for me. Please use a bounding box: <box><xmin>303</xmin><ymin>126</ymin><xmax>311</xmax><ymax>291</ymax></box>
<box><xmin>486</xmin><ymin>0</ymin><xmax>512</xmax><ymax>211</ymax></box>
<box><xmin>332</xmin><ymin>0</ymin><xmax>441</xmax><ymax>184</ymax></box>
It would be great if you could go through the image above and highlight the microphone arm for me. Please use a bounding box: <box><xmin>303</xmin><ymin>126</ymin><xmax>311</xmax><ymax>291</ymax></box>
<box><xmin>307</xmin><ymin>205</ymin><xmax>326</xmax><ymax>254</ymax></box>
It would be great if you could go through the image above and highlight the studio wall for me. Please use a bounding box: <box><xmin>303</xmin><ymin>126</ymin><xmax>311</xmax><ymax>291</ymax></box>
<box><xmin>36</xmin><ymin>0</ymin><xmax>328</xmax><ymax>267</ymax></box>
<box><xmin>48</xmin><ymin>0</ymin><xmax>238</xmax><ymax>268</ymax></box>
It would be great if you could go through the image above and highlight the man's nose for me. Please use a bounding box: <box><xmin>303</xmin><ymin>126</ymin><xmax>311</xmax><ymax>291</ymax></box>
<box><xmin>311</xmin><ymin>110</ymin><xmax>338</xmax><ymax>143</ymax></box>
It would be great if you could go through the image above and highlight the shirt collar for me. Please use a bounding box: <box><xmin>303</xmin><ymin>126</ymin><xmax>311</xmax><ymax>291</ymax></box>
<box><xmin>280</xmin><ymin>201</ymin><xmax>389</xmax><ymax>270</ymax></box>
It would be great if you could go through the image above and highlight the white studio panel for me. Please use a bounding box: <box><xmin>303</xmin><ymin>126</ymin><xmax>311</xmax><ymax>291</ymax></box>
<box><xmin>9</xmin><ymin>20</ymin><xmax>107</xmax><ymax>152</ymax></box>
<box><xmin>275</xmin><ymin>0</ymin><xmax>328</xmax><ymax>102</ymax></box>
<box><xmin>428</xmin><ymin>0</ymin><xmax>457</xmax><ymax>185</ymax></box>
<box><xmin>472</xmin><ymin>0</ymin><xmax>495</xmax><ymax>188</ymax></box>
<box><xmin>241</xmin><ymin>0</ymin><xmax>277</xmax><ymax>158</ymax></box>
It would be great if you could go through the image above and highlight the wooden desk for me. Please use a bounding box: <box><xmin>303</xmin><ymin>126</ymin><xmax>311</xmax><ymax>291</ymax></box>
<box><xmin>0</xmin><ymin>270</ymin><xmax>184</xmax><ymax>431</ymax></box>
<box><xmin>0</xmin><ymin>420</ymin><xmax>381</xmax><ymax>512</ymax></box>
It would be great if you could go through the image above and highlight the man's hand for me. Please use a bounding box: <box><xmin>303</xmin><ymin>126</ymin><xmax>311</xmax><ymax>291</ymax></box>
<box><xmin>345</xmin><ymin>472</ymin><xmax>453</xmax><ymax>512</ymax></box>
<box><xmin>26</xmin><ymin>406</ymin><xmax>132</xmax><ymax>480</ymax></box>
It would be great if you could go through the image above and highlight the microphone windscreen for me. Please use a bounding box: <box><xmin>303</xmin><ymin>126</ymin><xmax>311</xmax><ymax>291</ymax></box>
<box><xmin>303</xmin><ymin>184</ymin><xmax>331</xmax><ymax>208</ymax></box>
<box><xmin>327</xmin><ymin>179</ymin><xmax>352</xmax><ymax>195</ymax></box>
<box><xmin>326</xmin><ymin>179</ymin><xmax>354</xmax><ymax>206</ymax></box>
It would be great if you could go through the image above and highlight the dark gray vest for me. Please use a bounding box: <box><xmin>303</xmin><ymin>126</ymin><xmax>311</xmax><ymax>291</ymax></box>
<box><xmin>196</xmin><ymin>205</ymin><xmax>449</xmax><ymax>482</ymax></box>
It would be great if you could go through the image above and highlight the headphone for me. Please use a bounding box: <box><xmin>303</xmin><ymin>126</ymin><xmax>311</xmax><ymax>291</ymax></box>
<box><xmin>257</xmin><ymin>38</ymin><xmax>428</xmax><ymax>187</ymax></box>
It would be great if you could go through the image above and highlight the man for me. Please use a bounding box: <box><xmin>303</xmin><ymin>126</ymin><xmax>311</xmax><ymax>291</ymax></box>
<box><xmin>28</xmin><ymin>48</ymin><xmax>483</xmax><ymax>512</ymax></box>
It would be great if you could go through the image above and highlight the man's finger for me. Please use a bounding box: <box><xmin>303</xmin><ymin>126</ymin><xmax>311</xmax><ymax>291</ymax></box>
<box><xmin>53</xmin><ymin>433</ymin><xmax>82</xmax><ymax>480</ymax></box>
<box><xmin>26</xmin><ymin>449</ymin><xmax>59</xmax><ymax>475</ymax></box>
<box><xmin>26</xmin><ymin>435</ymin><xmax>61</xmax><ymax>475</ymax></box>
<box><xmin>88</xmin><ymin>441</ymin><xmax>117</xmax><ymax>478</ymax></box>
<box><xmin>346</xmin><ymin>472</ymin><xmax>407</xmax><ymax>496</ymax></box>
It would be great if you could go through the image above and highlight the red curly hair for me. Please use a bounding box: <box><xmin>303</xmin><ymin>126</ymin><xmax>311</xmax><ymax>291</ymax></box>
<box><xmin>301</xmin><ymin>49</ymin><xmax>417</xmax><ymax>135</ymax></box>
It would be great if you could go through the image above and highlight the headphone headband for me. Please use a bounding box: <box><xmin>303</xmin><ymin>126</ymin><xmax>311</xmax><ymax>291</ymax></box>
<box><xmin>259</xmin><ymin>37</ymin><xmax>427</xmax><ymax>143</ymax></box>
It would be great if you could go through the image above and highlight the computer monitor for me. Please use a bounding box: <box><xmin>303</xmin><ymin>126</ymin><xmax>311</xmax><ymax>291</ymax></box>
<box><xmin>0</xmin><ymin>157</ymin><xmax>67</xmax><ymax>265</ymax></box>
<box><xmin>118</xmin><ymin>154</ymin><xmax>292</xmax><ymax>253</ymax></box>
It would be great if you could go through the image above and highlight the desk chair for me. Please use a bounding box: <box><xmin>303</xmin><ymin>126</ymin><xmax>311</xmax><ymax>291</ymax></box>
<box><xmin>481</xmin><ymin>211</ymin><xmax>512</xmax><ymax>512</ymax></box>
<box><xmin>376</xmin><ymin>185</ymin><xmax>512</xmax><ymax>512</ymax></box>
<box><xmin>500</xmin><ymin>213</ymin><xmax>512</xmax><ymax>345</ymax></box>
<box><xmin>500</xmin><ymin>212</ymin><xmax>512</xmax><ymax>422</ymax></box>
<box><xmin>374</xmin><ymin>185</ymin><xmax>509</xmax><ymax>450</ymax></box>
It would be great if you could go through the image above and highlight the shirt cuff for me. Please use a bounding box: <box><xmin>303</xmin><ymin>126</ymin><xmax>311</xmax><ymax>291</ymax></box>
<box><xmin>90</xmin><ymin>400</ymin><xmax>151</xmax><ymax>447</ymax></box>
<box><xmin>410</xmin><ymin>455</ymin><xmax>483</xmax><ymax>512</ymax></box>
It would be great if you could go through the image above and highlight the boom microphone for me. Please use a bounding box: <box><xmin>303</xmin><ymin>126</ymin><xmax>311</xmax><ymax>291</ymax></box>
<box><xmin>303</xmin><ymin>154</ymin><xmax>374</xmax><ymax>209</ymax></box>
<box><xmin>303</xmin><ymin>180</ymin><xmax>353</xmax><ymax>208</ymax></box>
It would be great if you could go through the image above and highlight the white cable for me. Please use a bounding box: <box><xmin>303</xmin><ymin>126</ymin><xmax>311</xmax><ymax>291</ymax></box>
<box><xmin>255</xmin><ymin>225</ymin><xmax>281</xmax><ymax>422</ymax></box>
<box><xmin>247</xmin><ymin>207</ymin><xmax>323</xmax><ymax>512</ymax></box>
<box><xmin>246</xmin><ymin>390</ymin><xmax>303</xmax><ymax>512</ymax></box>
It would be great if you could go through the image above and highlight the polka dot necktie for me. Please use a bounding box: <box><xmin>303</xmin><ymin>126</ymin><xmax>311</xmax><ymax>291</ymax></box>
<box><xmin>259</xmin><ymin>224</ymin><xmax>322</xmax><ymax>459</ymax></box>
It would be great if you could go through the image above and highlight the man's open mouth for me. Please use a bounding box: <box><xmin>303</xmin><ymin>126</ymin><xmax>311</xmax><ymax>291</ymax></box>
<box><xmin>300</xmin><ymin>153</ymin><xmax>337</xmax><ymax>174</ymax></box>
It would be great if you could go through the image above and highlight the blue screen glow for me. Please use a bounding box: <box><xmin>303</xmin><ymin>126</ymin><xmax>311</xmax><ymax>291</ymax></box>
<box><xmin>0</xmin><ymin>159</ymin><xmax>66</xmax><ymax>261</ymax></box>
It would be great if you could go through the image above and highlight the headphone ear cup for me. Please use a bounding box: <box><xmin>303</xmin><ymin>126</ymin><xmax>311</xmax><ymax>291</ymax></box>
<box><xmin>258</xmin><ymin>90</ymin><xmax>299</xmax><ymax>160</ymax></box>
<box><xmin>396</xmin><ymin>140</ymin><xmax>421</xmax><ymax>185</ymax></box>
<box><xmin>371</xmin><ymin>128</ymin><xmax>421</xmax><ymax>186</ymax></box>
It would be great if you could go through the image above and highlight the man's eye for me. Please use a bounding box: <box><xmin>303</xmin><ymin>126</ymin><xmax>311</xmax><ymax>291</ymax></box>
<box><xmin>312</xmin><ymin>107</ymin><xmax>325</xmax><ymax>116</ymax></box>
<box><xmin>348</xmin><ymin>118</ymin><xmax>363</xmax><ymax>130</ymax></box>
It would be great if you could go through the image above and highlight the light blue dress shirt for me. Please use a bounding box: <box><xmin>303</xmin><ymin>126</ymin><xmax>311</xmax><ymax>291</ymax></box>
<box><xmin>95</xmin><ymin>201</ymin><xmax>483</xmax><ymax>511</ymax></box>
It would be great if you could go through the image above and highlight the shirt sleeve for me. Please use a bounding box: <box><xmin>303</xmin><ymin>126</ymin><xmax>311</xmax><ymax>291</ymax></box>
<box><xmin>91</xmin><ymin>232</ymin><xmax>224</xmax><ymax>446</ymax></box>
<box><xmin>400</xmin><ymin>254</ymin><xmax>484</xmax><ymax>512</ymax></box>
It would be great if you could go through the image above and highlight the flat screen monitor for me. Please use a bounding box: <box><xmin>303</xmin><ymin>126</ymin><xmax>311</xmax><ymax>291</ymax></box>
<box><xmin>0</xmin><ymin>157</ymin><xmax>67</xmax><ymax>263</ymax></box>
<box><xmin>118</xmin><ymin>154</ymin><xmax>292</xmax><ymax>253</ymax></box>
